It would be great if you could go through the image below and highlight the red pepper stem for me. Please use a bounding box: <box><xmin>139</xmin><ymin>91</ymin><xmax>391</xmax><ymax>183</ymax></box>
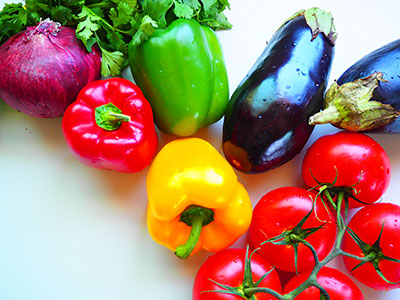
<box><xmin>175</xmin><ymin>214</ymin><xmax>204</xmax><ymax>259</ymax></box>
<box><xmin>95</xmin><ymin>103</ymin><xmax>131</xmax><ymax>131</ymax></box>
<box><xmin>108</xmin><ymin>112</ymin><xmax>131</xmax><ymax>122</ymax></box>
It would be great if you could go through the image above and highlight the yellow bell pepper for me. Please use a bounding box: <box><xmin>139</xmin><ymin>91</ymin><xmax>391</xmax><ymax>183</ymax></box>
<box><xmin>146</xmin><ymin>138</ymin><xmax>252</xmax><ymax>259</ymax></box>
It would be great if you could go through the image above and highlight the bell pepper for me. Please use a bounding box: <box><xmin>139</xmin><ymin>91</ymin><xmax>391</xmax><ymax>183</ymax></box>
<box><xmin>146</xmin><ymin>138</ymin><xmax>252</xmax><ymax>259</ymax></box>
<box><xmin>128</xmin><ymin>19</ymin><xmax>229</xmax><ymax>137</ymax></box>
<box><xmin>62</xmin><ymin>77</ymin><xmax>158</xmax><ymax>173</ymax></box>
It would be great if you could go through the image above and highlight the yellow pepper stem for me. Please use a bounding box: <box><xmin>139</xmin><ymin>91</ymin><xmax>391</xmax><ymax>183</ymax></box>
<box><xmin>175</xmin><ymin>206</ymin><xmax>214</xmax><ymax>259</ymax></box>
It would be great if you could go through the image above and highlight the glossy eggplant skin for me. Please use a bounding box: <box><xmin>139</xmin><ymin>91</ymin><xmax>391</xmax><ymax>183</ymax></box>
<box><xmin>337</xmin><ymin>39</ymin><xmax>400</xmax><ymax>133</ymax></box>
<box><xmin>222</xmin><ymin>16</ymin><xmax>334</xmax><ymax>174</ymax></box>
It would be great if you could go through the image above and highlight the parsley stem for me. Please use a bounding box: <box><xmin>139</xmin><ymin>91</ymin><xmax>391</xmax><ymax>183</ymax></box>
<box><xmin>81</xmin><ymin>5</ymin><xmax>132</xmax><ymax>36</ymax></box>
<box><xmin>86</xmin><ymin>2</ymin><xmax>113</xmax><ymax>9</ymax></box>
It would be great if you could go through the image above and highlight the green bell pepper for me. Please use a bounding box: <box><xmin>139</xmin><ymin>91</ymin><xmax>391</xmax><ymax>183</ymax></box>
<box><xmin>128</xmin><ymin>19</ymin><xmax>229</xmax><ymax>137</ymax></box>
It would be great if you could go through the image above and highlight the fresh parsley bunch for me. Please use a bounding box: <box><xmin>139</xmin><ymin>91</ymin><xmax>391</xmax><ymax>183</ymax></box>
<box><xmin>0</xmin><ymin>0</ymin><xmax>231</xmax><ymax>77</ymax></box>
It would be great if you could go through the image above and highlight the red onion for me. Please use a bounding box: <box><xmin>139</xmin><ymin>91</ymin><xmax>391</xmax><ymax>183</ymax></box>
<box><xmin>0</xmin><ymin>19</ymin><xmax>101</xmax><ymax>118</ymax></box>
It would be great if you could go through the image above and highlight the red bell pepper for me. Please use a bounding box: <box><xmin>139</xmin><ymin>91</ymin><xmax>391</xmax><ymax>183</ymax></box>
<box><xmin>62</xmin><ymin>77</ymin><xmax>158</xmax><ymax>173</ymax></box>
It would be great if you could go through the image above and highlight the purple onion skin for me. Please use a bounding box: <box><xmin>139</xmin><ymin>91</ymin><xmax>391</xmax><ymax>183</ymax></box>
<box><xmin>0</xmin><ymin>20</ymin><xmax>101</xmax><ymax>118</ymax></box>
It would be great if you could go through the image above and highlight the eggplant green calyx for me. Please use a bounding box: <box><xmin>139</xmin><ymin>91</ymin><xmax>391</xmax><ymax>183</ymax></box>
<box><xmin>95</xmin><ymin>103</ymin><xmax>131</xmax><ymax>131</ymax></box>
<box><xmin>304</xmin><ymin>7</ymin><xmax>337</xmax><ymax>45</ymax></box>
<box><xmin>175</xmin><ymin>205</ymin><xmax>214</xmax><ymax>259</ymax></box>
<box><xmin>284</xmin><ymin>7</ymin><xmax>337</xmax><ymax>45</ymax></box>
<box><xmin>309</xmin><ymin>72</ymin><xmax>400</xmax><ymax>131</ymax></box>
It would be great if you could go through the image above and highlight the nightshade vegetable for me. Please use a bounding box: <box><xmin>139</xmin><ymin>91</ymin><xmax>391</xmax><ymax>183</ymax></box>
<box><xmin>309</xmin><ymin>39</ymin><xmax>400</xmax><ymax>132</ymax></box>
<box><xmin>146</xmin><ymin>138</ymin><xmax>252</xmax><ymax>259</ymax></box>
<box><xmin>0</xmin><ymin>19</ymin><xmax>101</xmax><ymax>118</ymax></box>
<box><xmin>249</xmin><ymin>187</ymin><xmax>336</xmax><ymax>273</ymax></box>
<box><xmin>129</xmin><ymin>19</ymin><xmax>229</xmax><ymax>136</ymax></box>
<box><xmin>193</xmin><ymin>248</ymin><xmax>282</xmax><ymax>300</ymax></box>
<box><xmin>222</xmin><ymin>8</ymin><xmax>336</xmax><ymax>173</ymax></box>
<box><xmin>342</xmin><ymin>203</ymin><xmax>400</xmax><ymax>290</ymax></box>
<box><xmin>283</xmin><ymin>267</ymin><xmax>364</xmax><ymax>300</ymax></box>
<box><xmin>302</xmin><ymin>131</ymin><xmax>391</xmax><ymax>209</ymax></box>
<box><xmin>62</xmin><ymin>77</ymin><xmax>158</xmax><ymax>173</ymax></box>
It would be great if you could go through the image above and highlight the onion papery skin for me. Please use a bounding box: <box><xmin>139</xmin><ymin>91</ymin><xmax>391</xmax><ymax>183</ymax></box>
<box><xmin>0</xmin><ymin>19</ymin><xmax>101</xmax><ymax>118</ymax></box>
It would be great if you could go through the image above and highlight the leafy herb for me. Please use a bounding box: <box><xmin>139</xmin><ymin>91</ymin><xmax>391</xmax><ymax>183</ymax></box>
<box><xmin>0</xmin><ymin>0</ymin><xmax>231</xmax><ymax>77</ymax></box>
<box><xmin>0</xmin><ymin>3</ymin><xmax>34</xmax><ymax>43</ymax></box>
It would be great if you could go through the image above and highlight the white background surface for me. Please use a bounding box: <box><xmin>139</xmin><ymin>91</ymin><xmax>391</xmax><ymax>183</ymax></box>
<box><xmin>1</xmin><ymin>0</ymin><xmax>400</xmax><ymax>299</ymax></box>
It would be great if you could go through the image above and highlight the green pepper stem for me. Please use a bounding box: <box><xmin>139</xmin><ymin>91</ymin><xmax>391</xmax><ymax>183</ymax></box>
<box><xmin>175</xmin><ymin>214</ymin><xmax>204</xmax><ymax>259</ymax></box>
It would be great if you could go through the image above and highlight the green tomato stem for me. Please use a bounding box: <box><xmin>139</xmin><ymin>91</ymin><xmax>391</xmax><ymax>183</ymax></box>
<box><xmin>243</xmin><ymin>287</ymin><xmax>287</xmax><ymax>300</ymax></box>
<box><xmin>219</xmin><ymin>187</ymin><xmax>374</xmax><ymax>299</ymax></box>
<box><xmin>270</xmin><ymin>190</ymin><xmax>348</xmax><ymax>300</ymax></box>
<box><xmin>335</xmin><ymin>191</ymin><xmax>346</xmax><ymax>231</ymax></box>
<box><xmin>322</xmin><ymin>189</ymin><xmax>337</xmax><ymax>210</ymax></box>
<box><xmin>337</xmin><ymin>249</ymin><xmax>376</xmax><ymax>262</ymax></box>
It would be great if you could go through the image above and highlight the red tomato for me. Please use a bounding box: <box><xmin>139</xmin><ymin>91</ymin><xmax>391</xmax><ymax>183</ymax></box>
<box><xmin>302</xmin><ymin>132</ymin><xmax>390</xmax><ymax>208</ymax></box>
<box><xmin>249</xmin><ymin>187</ymin><xmax>336</xmax><ymax>273</ymax></box>
<box><xmin>342</xmin><ymin>203</ymin><xmax>400</xmax><ymax>290</ymax></box>
<box><xmin>193</xmin><ymin>248</ymin><xmax>282</xmax><ymax>300</ymax></box>
<box><xmin>283</xmin><ymin>267</ymin><xmax>364</xmax><ymax>299</ymax></box>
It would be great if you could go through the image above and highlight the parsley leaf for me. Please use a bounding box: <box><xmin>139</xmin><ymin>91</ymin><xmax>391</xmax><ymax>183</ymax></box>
<box><xmin>0</xmin><ymin>0</ymin><xmax>231</xmax><ymax>76</ymax></box>
<box><xmin>130</xmin><ymin>15</ymin><xmax>158</xmax><ymax>46</ymax></box>
<box><xmin>0</xmin><ymin>3</ymin><xmax>32</xmax><ymax>44</ymax></box>
<box><xmin>106</xmin><ymin>29</ymin><xmax>128</xmax><ymax>53</ymax></box>
<box><xmin>173</xmin><ymin>1</ymin><xmax>194</xmax><ymax>19</ymax></box>
<box><xmin>111</xmin><ymin>0</ymin><xmax>137</xmax><ymax>8</ymax></box>
<box><xmin>50</xmin><ymin>5</ymin><xmax>74</xmax><ymax>25</ymax></box>
<box><xmin>140</xmin><ymin>0</ymin><xmax>173</xmax><ymax>29</ymax></box>
<box><xmin>183</xmin><ymin>0</ymin><xmax>201</xmax><ymax>11</ymax></box>
<box><xmin>76</xmin><ymin>6</ymin><xmax>101</xmax><ymax>51</ymax></box>
<box><xmin>98</xmin><ymin>45</ymin><xmax>125</xmax><ymax>77</ymax></box>
<box><xmin>109</xmin><ymin>2</ymin><xmax>134</xmax><ymax>28</ymax></box>
<box><xmin>200</xmin><ymin>0</ymin><xmax>217</xmax><ymax>13</ymax></box>
<box><xmin>198</xmin><ymin>0</ymin><xmax>231</xmax><ymax>28</ymax></box>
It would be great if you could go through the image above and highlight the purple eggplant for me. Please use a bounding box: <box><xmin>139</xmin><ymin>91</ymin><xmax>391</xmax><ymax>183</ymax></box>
<box><xmin>222</xmin><ymin>8</ymin><xmax>336</xmax><ymax>174</ymax></box>
<box><xmin>309</xmin><ymin>39</ymin><xmax>400</xmax><ymax>133</ymax></box>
